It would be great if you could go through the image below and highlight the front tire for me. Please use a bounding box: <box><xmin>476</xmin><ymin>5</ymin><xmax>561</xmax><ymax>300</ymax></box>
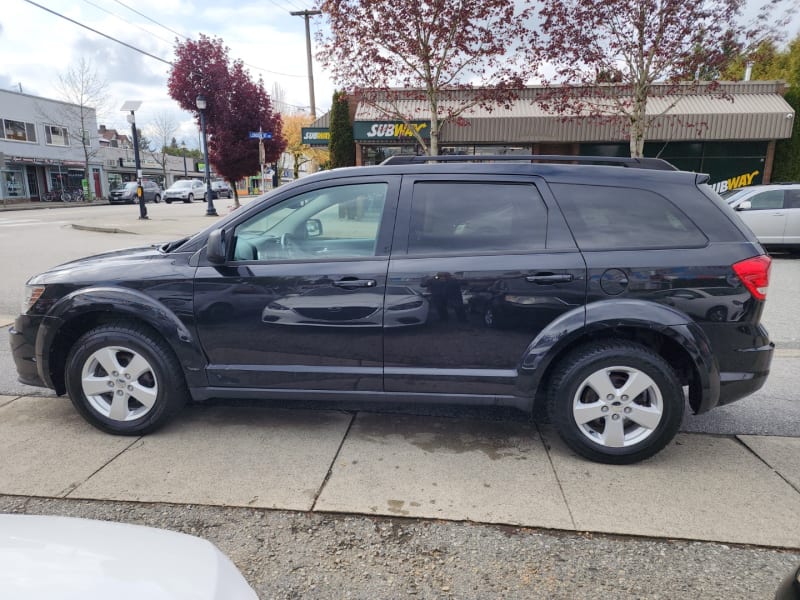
<box><xmin>154</xmin><ymin>194</ymin><xmax>161</xmax><ymax>203</ymax></box>
<box><xmin>65</xmin><ymin>322</ymin><xmax>188</xmax><ymax>435</ymax></box>
<box><xmin>547</xmin><ymin>341</ymin><xmax>684</xmax><ymax>464</ymax></box>
<box><xmin>185</xmin><ymin>193</ymin><xmax>194</xmax><ymax>204</ymax></box>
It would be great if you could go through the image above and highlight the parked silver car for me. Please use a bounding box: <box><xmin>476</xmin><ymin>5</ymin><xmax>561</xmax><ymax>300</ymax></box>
<box><xmin>725</xmin><ymin>183</ymin><xmax>800</xmax><ymax>250</ymax></box>
<box><xmin>164</xmin><ymin>179</ymin><xmax>207</xmax><ymax>204</ymax></box>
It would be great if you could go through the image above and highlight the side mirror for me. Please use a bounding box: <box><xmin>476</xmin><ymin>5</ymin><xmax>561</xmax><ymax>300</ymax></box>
<box><xmin>206</xmin><ymin>229</ymin><xmax>226</xmax><ymax>264</ymax></box>
<box><xmin>736</xmin><ymin>200</ymin><xmax>752</xmax><ymax>211</ymax></box>
<box><xmin>306</xmin><ymin>218</ymin><xmax>323</xmax><ymax>237</ymax></box>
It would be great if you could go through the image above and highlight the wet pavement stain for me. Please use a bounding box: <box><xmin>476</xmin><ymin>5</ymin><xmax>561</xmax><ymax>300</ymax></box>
<box><xmin>387</xmin><ymin>499</ymin><xmax>410</xmax><ymax>515</ymax></box>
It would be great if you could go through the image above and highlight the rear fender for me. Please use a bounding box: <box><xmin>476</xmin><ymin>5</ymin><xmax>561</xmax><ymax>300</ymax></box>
<box><xmin>519</xmin><ymin>299</ymin><xmax>720</xmax><ymax>412</ymax></box>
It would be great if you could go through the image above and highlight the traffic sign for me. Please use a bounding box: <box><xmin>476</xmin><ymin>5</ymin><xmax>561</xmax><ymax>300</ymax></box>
<box><xmin>249</xmin><ymin>131</ymin><xmax>273</xmax><ymax>139</ymax></box>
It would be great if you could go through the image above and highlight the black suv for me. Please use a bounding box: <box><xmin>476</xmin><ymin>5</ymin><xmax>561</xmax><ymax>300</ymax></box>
<box><xmin>9</xmin><ymin>156</ymin><xmax>774</xmax><ymax>464</ymax></box>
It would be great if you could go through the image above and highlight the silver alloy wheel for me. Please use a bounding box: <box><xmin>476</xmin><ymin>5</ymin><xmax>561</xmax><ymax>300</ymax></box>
<box><xmin>572</xmin><ymin>365</ymin><xmax>663</xmax><ymax>448</ymax></box>
<box><xmin>80</xmin><ymin>345</ymin><xmax>159</xmax><ymax>422</ymax></box>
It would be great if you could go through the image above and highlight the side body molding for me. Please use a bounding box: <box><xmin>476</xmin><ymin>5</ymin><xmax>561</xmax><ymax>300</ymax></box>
<box><xmin>518</xmin><ymin>299</ymin><xmax>720</xmax><ymax>412</ymax></box>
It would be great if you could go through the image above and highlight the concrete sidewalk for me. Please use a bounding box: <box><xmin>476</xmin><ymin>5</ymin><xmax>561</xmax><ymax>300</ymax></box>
<box><xmin>0</xmin><ymin>390</ymin><xmax>797</xmax><ymax>549</ymax></box>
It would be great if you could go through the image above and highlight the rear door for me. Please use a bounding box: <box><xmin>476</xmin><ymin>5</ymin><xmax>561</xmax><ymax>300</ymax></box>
<box><xmin>782</xmin><ymin>188</ymin><xmax>800</xmax><ymax>246</ymax></box>
<box><xmin>383</xmin><ymin>175</ymin><xmax>586</xmax><ymax>397</ymax></box>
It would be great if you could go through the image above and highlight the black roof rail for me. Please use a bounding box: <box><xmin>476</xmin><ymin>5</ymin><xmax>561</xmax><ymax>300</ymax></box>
<box><xmin>380</xmin><ymin>154</ymin><xmax>678</xmax><ymax>171</ymax></box>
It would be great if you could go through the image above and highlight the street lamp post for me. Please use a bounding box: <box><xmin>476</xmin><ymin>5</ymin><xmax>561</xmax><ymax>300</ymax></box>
<box><xmin>181</xmin><ymin>140</ymin><xmax>187</xmax><ymax>177</ymax></box>
<box><xmin>121</xmin><ymin>101</ymin><xmax>147</xmax><ymax>220</ymax></box>
<box><xmin>195</xmin><ymin>95</ymin><xmax>217</xmax><ymax>216</ymax></box>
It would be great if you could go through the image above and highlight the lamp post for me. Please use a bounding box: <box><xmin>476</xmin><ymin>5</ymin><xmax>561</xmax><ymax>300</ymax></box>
<box><xmin>181</xmin><ymin>140</ymin><xmax>187</xmax><ymax>177</ymax></box>
<box><xmin>195</xmin><ymin>94</ymin><xmax>217</xmax><ymax>216</ymax></box>
<box><xmin>121</xmin><ymin>101</ymin><xmax>147</xmax><ymax>220</ymax></box>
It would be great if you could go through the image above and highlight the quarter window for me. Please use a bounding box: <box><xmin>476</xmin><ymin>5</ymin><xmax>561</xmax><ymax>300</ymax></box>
<box><xmin>1</xmin><ymin>119</ymin><xmax>37</xmax><ymax>143</ymax></box>
<box><xmin>407</xmin><ymin>182</ymin><xmax>547</xmax><ymax>255</ymax></box>
<box><xmin>552</xmin><ymin>183</ymin><xmax>707</xmax><ymax>250</ymax></box>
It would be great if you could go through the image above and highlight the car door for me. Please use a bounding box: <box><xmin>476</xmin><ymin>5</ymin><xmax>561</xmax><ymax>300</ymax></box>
<box><xmin>383</xmin><ymin>175</ymin><xmax>586</xmax><ymax>397</ymax></box>
<box><xmin>735</xmin><ymin>190</ymin><xmax>787</xmax><ymax>244</ymax></box>
<box><xmin>782</xmin><ymin>189</ymin><xmax>800</xmax><ymax>246</ymax></box>
<box><xmin>193</xmin><ymin>176</ymin><xmax>400</xmax><ymax>392</ymax></box>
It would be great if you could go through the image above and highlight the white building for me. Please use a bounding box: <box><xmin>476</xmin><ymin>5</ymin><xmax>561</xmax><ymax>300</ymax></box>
<box><xmin>0</xmin><ymin>89</ymin><xmax>103</xmax><ymax>201</ymax></box>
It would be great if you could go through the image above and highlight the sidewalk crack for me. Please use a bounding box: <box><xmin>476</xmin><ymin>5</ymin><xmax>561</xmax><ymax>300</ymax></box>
<box><xmin>310</xmin><ymin>411</ymin><xmax>357</xmax><ymax>512</ymax></box>
<box><xmin>536</xmin><ymin>422</ymin><xmax>577</xmax><ymax>530</ymax></box>
<box><xmin>60</xmin><ymin>436</ymin><xmax>142</xmax><ymax>498</ymax></box>
<box><xmin>734</xmin><ymin>436</ymin><xmax>800</xmax><ymax>494</ymax></box>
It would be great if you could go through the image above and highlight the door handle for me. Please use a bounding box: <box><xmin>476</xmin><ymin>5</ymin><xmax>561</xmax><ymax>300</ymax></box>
<box><xmin>525</xmin><ymin>273</ymin><xmax>574</xmax><ymax>284</ymax></box>
<box><xmin>333</xmin><ymin>278</ymin><xmax>377</xmax><ymax>288</ymax></box>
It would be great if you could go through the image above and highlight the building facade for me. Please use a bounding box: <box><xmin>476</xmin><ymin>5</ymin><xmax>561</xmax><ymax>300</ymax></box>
<box><xmin>306</xmin><ymin>81</ymin><xmax>796</xmax><ymax>192</ymax></box>
<box><xmin>0</xmin><ymin>89</ymin><xmax>103</xmax><ymax>202</ymax></box>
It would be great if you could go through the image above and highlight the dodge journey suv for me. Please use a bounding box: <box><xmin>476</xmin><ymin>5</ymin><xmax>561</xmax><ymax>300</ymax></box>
<box><xmin>9</xmin><ymin>155</ymin><xmax>773</xmax><ymax>464</ymax></box>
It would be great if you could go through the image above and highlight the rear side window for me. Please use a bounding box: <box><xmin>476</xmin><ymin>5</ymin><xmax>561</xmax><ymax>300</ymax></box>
<box><xmin>407</xmin><ymin>182</ymin><xmax>547</xmax><ymax>255</ymax></box>
<box><xmin>551</xmin><ymin>183</ymin><xmax>707</xmax><ymax>250</ymax></box>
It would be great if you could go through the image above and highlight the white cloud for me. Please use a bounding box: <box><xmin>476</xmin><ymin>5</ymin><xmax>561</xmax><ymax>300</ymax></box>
<box><xmin>0</xmin><ymin>0</ymin><xmax>333</xmax><ymax>149</ymax></box>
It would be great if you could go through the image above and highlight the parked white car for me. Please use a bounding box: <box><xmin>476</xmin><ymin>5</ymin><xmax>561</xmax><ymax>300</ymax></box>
<box><xmin>0</xmin><ymin>514</ymin><xmax>257</xmax><ymax>599</ymax></box>
<box><xmin>725</xmin><ymin>183</ymin><xmax>800</xmax><ymax>250</ymax></box>
<box><xmin>164</xmin><ymin>179</ymin><xmax>207</xmax><ymax>203</ymax></box>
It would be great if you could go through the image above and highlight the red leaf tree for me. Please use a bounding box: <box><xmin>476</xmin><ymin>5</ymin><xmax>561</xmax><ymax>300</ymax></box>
<box><xmin>531</xmin><ymin>0</ymin><xmax>789</xmax><ymax>157</ymax></box>
<box><xmin>315</xmin><ymin>0</ymin><xmax>539</xmax><ymax>155</ymax></box>
<box><xmin>167</xmin><ymin>35</ymin><xmax>285</xmax><ymax>205</ymax></box>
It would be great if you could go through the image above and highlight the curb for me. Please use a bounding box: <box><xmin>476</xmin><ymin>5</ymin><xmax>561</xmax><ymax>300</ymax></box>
<box><xmin>71</xmin><ymin>223</ymin><xmax>136</xmax><ymax>235</ymax></box>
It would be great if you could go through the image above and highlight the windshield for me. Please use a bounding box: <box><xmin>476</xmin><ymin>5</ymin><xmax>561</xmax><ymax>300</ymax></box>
<box><xmin>722</xmin><ymin>189</ymin><xmax>749</xmax><ymax>203</ymax></box>
<box><xmin>171</xmin><ymin>180</ymin><xmax>192</xmax><ymax>189</ymax></box>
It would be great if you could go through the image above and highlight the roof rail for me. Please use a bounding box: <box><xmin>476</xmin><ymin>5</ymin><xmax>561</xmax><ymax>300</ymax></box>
<box><xmin>380</xmin><ymin>154</ymin><xmax>678</xmax><ymax>171</ymax></box>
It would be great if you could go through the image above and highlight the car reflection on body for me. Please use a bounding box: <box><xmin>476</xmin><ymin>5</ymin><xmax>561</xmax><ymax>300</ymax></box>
<box><xmin>648</xmin><ymin>287</ymin><xmax>748</xmax><ymax>322</ymax></box>
<box><xmin>0</xmin><ymin>514</ymin><xmax>257</xmax><ymax>599</ymax></box>
<box><xmin>261</xmin><ymin>285</ymin><xmax>429</xmax><ymax>327</ymax></box>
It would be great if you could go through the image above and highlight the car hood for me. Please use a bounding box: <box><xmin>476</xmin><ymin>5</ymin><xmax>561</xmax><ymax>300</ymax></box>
<box><xmin>28</xmin><ymin>245</ymin><xmax>169</xmax><ymax>285</ymax></box>
<box><xmin>0</xmin><ymin>514</ymin><xmax>257</xmax><ymax>600</ymax></box>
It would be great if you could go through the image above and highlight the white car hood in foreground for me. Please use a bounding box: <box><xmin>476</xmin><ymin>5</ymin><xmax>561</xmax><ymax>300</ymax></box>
<box><xmin>0</xmin><ymin>514</ymin><xmax>257</xmax><ymax>600</ymax></box>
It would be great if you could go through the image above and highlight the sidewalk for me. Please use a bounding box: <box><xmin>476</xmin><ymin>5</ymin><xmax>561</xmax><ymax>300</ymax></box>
<box><xmin>0</xmin><ymin>313</ymin><xmax>797</xmax><ymax>552</ymax></box>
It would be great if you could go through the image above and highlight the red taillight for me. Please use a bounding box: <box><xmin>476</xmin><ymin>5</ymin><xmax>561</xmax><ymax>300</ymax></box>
<box><xmin>732</xmin><ymin>255</ymin><xmax>771</xmax><ymax>301</ymax></box>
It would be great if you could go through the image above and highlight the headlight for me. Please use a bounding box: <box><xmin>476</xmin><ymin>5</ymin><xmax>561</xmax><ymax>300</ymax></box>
<box><xmin>22</xmin><ymin>285</ymin><xmax>46</xmax><ymax>314</ymax></box>
<box><xmin>267</xmin><ymin>302</ymin><xmax>290</xmax><ymax>311</ymax></box>
<box><xmin>388</xmin><ymin>300</ymin><xmax>424</xmax><ymax>311</ymax></box>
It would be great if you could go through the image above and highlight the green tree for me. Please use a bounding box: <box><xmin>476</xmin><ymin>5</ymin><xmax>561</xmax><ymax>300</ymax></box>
<box><xmin>329</xmin><ymin>91</ymin><xmax>354</xmax><ymax>168</ymax></box>
<box><xmin>773</xmin><ymin>87</ymin><xmax>800</xmax><ymax>182</ymax></box>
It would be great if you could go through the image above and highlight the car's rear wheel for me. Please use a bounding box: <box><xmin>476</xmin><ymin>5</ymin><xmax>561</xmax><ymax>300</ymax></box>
<box><xmin>164</xmin><ymin>197</ymin><xmax>172</xmax><ymax>204</ymax></box>
<box><xmin>547</xmin><ymin>341</ymin><xmax>684</xmax><ymax>464</ymax></box>
<box><xmin>185</xmin><ymin>193</ymin><xmax>194</xmax><ymax>204</ymax></box>
<box><xmin>154</xmin><ymin>194</ymin><xmax>161</xmax><ymax>203</ymax></box>
<box><xmin>65</xmin><ymin>322</ymin><xmax>188</xmax><ymax>435</ymax></box>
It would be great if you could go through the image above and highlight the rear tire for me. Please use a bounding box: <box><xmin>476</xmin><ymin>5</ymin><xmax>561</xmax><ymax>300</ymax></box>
<box><xmin>65</xmin><ymin>322</ymin><xmax>188</xmax><ymax>435</ymax></box>
<box><xmin>154</xmin><ymin>194</ymin><xmax>161</xmax><ymax>203</ymax></box>
<box><xmin>547</xmin><ymin>341</ymin><xmax>684</xmax><ymax>464</ymax></box>
<box><xmin>164</xmin><ymin>198</ymin><xmax>172</xmax><ymax>204</ymax></box>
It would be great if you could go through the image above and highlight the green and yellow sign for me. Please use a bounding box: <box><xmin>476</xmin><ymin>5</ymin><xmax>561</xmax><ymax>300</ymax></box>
<box><xmin>302</xmin><ymin>128</ymin><xmax>330</xmax><ymax>146</ymax></box>
<box><xmin>353</xmin><ymin>121</ymin><xmax>430</xmax><ymax>141</ymax></box>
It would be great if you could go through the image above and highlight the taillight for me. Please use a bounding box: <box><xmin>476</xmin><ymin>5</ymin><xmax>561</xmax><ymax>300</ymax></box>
<box><xmin>732</xmin><ymin>255</ymin><xmax>771</xmax><ymax>301</ymax></box>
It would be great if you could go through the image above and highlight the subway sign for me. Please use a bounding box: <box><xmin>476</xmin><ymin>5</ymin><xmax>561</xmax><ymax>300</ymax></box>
<box><xmin>302</xmin><ymin>128</ymin><xmax>330</xmax><ymax>146</ymax></box>
<box><xmin>354</xmin><ymin>121</ymin><xmax>431</xmax><ymax>141</ymax></box>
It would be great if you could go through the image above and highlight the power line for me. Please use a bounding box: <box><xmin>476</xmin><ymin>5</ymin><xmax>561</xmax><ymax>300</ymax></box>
<box><xmin>111</xmin><ymin>0</ymin><xmax>187</xmax><ymax>40</ymax></box>
<box><xmin>23</xmin><ymin>0</ymin><xmax>172</xmax><ymax>65</ymax></box>
<box><xmin>81</xmin><ymin>0</ymin><xmax>176</xmax><ymax>46</ymax></box>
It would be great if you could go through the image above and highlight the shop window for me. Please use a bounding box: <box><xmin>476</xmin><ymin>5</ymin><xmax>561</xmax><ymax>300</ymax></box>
<box><xmin>3</xmin><ymin>170</ymin><xmax>26</xmax><ymax>198</ymax></box>
<box><xmin>45</xmin><ymin>125</ymin><xmax>70</xmax><ymax>147</ymax></box>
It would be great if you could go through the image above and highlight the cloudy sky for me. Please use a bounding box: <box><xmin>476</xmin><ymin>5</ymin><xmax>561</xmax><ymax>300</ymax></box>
<box><xmin>0</xmin><ymin>0</ymin><xmax>334</xmax><ymax>148</ymax></box>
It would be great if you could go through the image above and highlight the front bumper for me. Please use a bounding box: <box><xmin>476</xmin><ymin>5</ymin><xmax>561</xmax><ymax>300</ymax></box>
<box><xmin>8</xmin><ymin>315</ymin><xmax>46</xmax><ymax>387</ymax></box>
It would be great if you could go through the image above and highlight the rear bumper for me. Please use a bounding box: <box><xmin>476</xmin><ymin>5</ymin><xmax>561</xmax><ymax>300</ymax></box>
<box><xmin>716</xmin><ymin>342</ymin><xmax>774</xmax><ymax>407</ymax></box>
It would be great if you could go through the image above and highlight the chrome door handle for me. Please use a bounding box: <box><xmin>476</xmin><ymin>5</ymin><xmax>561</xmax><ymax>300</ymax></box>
<box><xmin>333</xmin><ymin>278</ymin><xmax>377</xmax><ymax>288</ymax></box>
<box><xmin>526</xmin><ymin>273</ymin><xmax>574</xmax><ymax>284</ymax></box>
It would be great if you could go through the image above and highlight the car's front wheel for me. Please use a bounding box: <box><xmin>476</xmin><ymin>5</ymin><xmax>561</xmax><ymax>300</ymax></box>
<box><xmin>164</xmin><ymin>197</ymin><xmax>172</xmax><ymax>204</ymax></box>
<box><xmin>64</xmin><ymin>322</ymin><xmax>188</xmax><ymax>435</ymax></box>
<box><xmin>547</xmin><ymin>341</ymin><xmax>684</xmax><ymax>464</ymax></box>
<box><xmin>185</xmin><ymin>193</ymin><xmax>194</xmax><ymax>204</ymax></box>
<box><xmin>154</xmin><ymin>194</ymin><xmax>161</xmax><ymax>203</ymax></box>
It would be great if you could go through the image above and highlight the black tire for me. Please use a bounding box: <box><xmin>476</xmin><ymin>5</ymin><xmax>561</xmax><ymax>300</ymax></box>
<box><xmin>185</xmin><ymin>193</ymin><xmax>194</xmax><ymax>203</ymax></box>
<box><xmin>64</xmin><ymin>322</ymin><xmax>188</xmax><ymax>435</ymax></box>
<box><xmin>164</xmin><ymin>198</ymin><xmax>172</xmax><ymax>204</ymax></box>
<box><xmin>154</xmin><ymin>194</ymin><xmax>161</xmax><ymax>203</ymax></box>
<box><xmin>547</xmin><ymin>341</ymin><xmax>684</xmax><ymax>464</ymax></box>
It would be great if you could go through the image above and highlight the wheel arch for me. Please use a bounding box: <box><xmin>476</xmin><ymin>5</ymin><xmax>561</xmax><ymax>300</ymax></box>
<box><xmin>37</xmin><ymin>287</ymin><xmax>206</xmax><ymax>395</ymax></box>
<box><xmin>519</xmin><ymin>300</ymin><xmax>720</xmax><ymax>415</ymax></box>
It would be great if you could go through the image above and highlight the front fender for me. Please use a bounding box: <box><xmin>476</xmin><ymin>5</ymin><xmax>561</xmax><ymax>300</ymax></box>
<box><xmin>518</xmin><ymin>299</ymin><xmax>720</xmax><ymax>411</ymax></box>
<box><xmin>36</xmin><ymin>286</ymin><xmax>207</xmax><ymax>389</ymax></box>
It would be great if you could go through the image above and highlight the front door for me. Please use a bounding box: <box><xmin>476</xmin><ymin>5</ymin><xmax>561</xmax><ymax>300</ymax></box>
<box><xmin>193</xmin><ymin>177</ymin><xmax>400</xmax><ymax>392</ymax></box>
<box><xmin>384</xmin><ymin>175</ymin><xmax>586</xmax><ymax>397</ymax></box>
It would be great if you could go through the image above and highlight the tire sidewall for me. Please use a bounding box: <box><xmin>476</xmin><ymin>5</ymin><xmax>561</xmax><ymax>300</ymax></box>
<box><xmin>65</xmin><ymin>328</ymin><xmax>175</xmax><ymax>435</ymax></box>
<box><xmin>549</xmin><ymin>344</ymin><xmax>684</xmax><ymax>464</ymax></box>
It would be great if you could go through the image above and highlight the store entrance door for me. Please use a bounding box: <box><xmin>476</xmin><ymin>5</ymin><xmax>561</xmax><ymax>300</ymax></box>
<box><xmin>25</xmin><ymin>166</ymin><xmax>39</xmax><ymax>200</ymax></box>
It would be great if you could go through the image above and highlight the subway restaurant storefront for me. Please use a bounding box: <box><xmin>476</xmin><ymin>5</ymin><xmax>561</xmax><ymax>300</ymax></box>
<box><xmin>309</xmin><ymin>82</ymin><xmax>795</xmax><ymax>194</ymax></box>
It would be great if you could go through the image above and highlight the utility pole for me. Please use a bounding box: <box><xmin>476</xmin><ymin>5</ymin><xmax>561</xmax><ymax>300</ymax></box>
<box><xmin>290</xmin><ymin>9</ymin><xmax>321</xmax><ymax>119</ymax></box>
